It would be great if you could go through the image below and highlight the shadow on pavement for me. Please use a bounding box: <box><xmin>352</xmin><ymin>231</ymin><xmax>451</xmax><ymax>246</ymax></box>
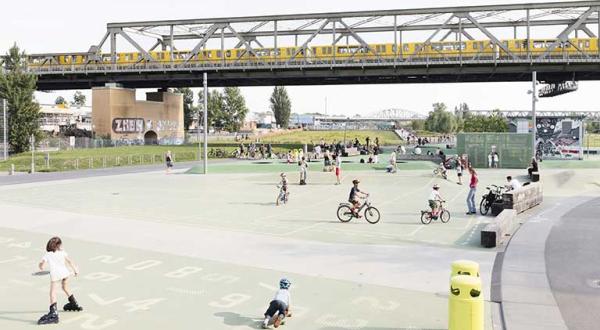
<box><xmin>214</xmin><ymin>312</ymin><xmax>263</xmax><ymax>329</ymax></box>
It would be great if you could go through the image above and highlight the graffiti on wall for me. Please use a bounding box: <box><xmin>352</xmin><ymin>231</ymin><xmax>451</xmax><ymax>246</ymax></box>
<box><xmin>535</xmin><ymin>117</ymin><xmax>583</xmax><ymax>160</ymax></box>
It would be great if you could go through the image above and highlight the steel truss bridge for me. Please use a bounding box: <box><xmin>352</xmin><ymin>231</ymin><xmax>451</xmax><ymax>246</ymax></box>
<box><xmin>28</xmin><ymin>1</ymin><xmax>600</xmax><ymax>90</ymax></box>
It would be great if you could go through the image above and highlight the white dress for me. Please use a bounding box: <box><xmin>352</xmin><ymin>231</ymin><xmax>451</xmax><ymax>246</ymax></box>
<box><xmin>42</xmin><ymin>251</ymin><xmax>71</xmax><ymax>281</ymax></box>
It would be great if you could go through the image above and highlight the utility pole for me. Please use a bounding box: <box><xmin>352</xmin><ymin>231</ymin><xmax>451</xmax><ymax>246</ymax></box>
<box><xmin>203</xmin><ymin>72</ymin><xmax>208</xmax><ymax>174</ymax></box>
<box><xmin>531</xmin><ymin>71</ymin><xmax>538</xmax><ymax>159</ymax></box>
<box><xmin>1</xmin><ymin>99</ymin><xmax>7</xmax><ymax>160</ymax></box>
<box><xmin>30</xmin><ymin>134</ymin><xmax>35</xmax><ymax>174</ymax></box>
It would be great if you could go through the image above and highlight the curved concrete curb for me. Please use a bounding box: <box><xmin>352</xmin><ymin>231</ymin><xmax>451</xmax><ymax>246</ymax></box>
<box><xmin>498</xmin><ymin>197</ymin><xmax>586</xmax><ymax>330</ymax></box>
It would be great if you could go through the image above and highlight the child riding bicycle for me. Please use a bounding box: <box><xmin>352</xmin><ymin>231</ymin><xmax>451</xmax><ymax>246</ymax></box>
<box><xmin>349</xmin><ymin>179</ymin><xmax>368</xmax><ymax>217</ymax></box>
<box><xmin>428</xmin><ymin>184</ymin><xmax>444</xmax><ymax>219</ymax></box>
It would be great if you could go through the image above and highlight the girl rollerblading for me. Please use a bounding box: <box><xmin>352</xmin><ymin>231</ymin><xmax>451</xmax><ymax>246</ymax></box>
<box><xmin>37</xmin><ymin>237</ymin><xmax>82</xmax><ymax>325</ymax></box>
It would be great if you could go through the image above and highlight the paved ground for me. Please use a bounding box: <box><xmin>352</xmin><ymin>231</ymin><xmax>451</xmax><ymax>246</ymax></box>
<box><xmin>546</xmin><ymin>197</ymin><xmax>600</xmax><ymax>330</ymax></box>
<box><xmin>0</xmin><ymin>159</ymin><xmax>598</xmax><ymax>329</ymax></box>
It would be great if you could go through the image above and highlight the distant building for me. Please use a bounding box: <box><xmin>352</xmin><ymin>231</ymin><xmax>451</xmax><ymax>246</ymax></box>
<box><xmin>39</xmin><ymin>104</ymin><xmax>92</xmax><ymax>134</ymax></box>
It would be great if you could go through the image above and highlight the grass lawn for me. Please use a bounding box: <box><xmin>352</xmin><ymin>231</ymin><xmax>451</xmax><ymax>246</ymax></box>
<box><xmin>260</xmin><ymin>130</ymin><xmax>401</xmax><ymax>146</ymax></box>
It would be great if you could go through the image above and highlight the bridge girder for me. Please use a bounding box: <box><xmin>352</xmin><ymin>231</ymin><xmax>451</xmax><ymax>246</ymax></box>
<box><xmin>22</xmin><ymin>1</ymin><xmax>600</xmax><ymax>89</ymax></box>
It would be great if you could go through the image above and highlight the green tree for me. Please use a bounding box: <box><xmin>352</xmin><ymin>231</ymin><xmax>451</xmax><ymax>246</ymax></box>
<box><xmin>463</xmin><ymin>110</ymin><xmax>508</xmax><ymax>132</ymax></box>
<box><xmin>270</xmin><ymin>86</ymin><xmax>292</xmax><ymax>128</ymax></box>
<box><xmin>71</xmin><ymin>91</ymin><xmax>86</xmax><ymax>107</ymax></box>
<box><xmin>207</xmin><ymin>90</ymin><xmax>226</xmax><ymax>129</ymax></box>
<box><xmin>0</xmin><ymin>44</ymin><xmax>41</xmax><ymax>153</ymax></box>
<box><xmin>175</xmin><ymin>87</ymin><xmax>197</xmax><ymax>130</ymax></box>
<box><xmin>222</xmin><ymin>87</ymin><xmax>248</xmax><ymax>132</ymax></box>
<box><xmin>411</xmin><ymin>119</ymin><xmax>425</xmax><ymax>131</ymax></box>
<box><xmin>55</xmin><ymin>96</ymin><xmax>67</xmax><ymax>105</ymax></box>
<box><xmin>424</xmin><ymin>102</ymin><xmax>457</xmax><ymax>133</ymax></box>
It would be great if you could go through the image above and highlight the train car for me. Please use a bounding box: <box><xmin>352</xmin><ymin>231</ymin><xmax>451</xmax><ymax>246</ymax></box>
<box><xmin>501</xmin><ymin>38</ymin><xmax>598</xmax><ymax>58</ymax></box>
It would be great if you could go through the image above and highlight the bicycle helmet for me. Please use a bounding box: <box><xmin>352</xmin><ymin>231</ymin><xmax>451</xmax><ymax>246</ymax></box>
<box><xmin>280</xmin><ymin>172</ymin><xmax>286</xmax><ymax>177</ymax></box>
<box><xmin>352</xmin><ymin>179</ymin><xmax>360</xmax><ymax>184</ymax></box>
<box><xmin>279</xmin><ymin>278</ymin><xmax>291</xmax><ymax>289</ymax></box>
<box><xmin>433</xmin><ymin>184</ymin><xmax>440</xmax><ymax>190</ymax></box>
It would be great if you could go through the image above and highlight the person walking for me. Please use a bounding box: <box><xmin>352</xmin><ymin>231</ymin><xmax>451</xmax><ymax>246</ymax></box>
<box><xmin>466</xmin><ymin>167</ymin><xmax>478</xmax><ymax>215</ymax></box>
<box><xmin>165</xmin><ymin>150</ymin><xmax>174</xmax><ymax>174</ymax></box>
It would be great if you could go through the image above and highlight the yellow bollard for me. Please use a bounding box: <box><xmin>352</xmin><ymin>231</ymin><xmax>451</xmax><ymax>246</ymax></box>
<box><xmin>451</xmin><ymin>259</ymin><xmax>480</xmax><ymax>278</ymax></box>
<box><xmin>448</xmin><ymin>275</ymin><xmax>484</xmax><ymax>330</ymax></box>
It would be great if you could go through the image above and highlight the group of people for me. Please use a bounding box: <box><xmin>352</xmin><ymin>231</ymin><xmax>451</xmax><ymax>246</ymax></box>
<box><xmin>238</xmin><ymin>142</ymin><xmax>274</xmax><ymax>159</ymax></box>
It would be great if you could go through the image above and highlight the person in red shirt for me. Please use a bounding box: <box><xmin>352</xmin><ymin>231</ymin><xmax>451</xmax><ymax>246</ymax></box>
<box><xmin>466</xmin><ymin>167</ymin><xmax>478</xmax><ymax>215</ymax></box>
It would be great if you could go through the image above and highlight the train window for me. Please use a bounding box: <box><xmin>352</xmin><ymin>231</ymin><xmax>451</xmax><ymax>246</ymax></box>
<box><xmin>225</xmin><ymin>50</ymin><xmax>231</xmax><ymax>57</ymax></box>
<box><xmin>514</xmin><ymin>41</ymin><xmax>520</xmax><ymax>49</ymax></box>
<box><xmin>533</xmin><ymin>41</ymin><xmax>544</xmax><ymax>49</ymax></box>
<box><xmin>585</xmin><ymin>40</ymin><xmax>590</xmax><ymax>48</ymax></box>
<box><xmin>403</xmin><ymin>44</ymin><xmax>409</xmax><ymax>52</ymax></box>
<box><xmin>217</xmin><ymin>51</ymin><xmax>222</xmax><ymax>57</ymax></box>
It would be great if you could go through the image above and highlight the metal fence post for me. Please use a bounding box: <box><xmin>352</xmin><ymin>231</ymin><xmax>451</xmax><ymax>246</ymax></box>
<box><xmin>103</xmin><ymin>156</ymin><xmax>107</xmax><ymax>168</ymax></box>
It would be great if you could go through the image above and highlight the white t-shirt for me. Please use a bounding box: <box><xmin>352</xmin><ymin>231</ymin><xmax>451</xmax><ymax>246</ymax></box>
<box><xmin>42</xmin><ymin>250</ymin><xmax>71</xmax><ymax>281</ymax></box>
<box><xmin>335</xmin><ymin>157</ymin><xmax>341</xmax><ymax>168</ymax></box>
<box><xmin>429</xmin><ymin>189</ymin><xmax>441</xmax><ymax>201</ymax></box>
<box><xmin>509</xmin><ymin>179</ymin><xmax>522</xmax><ymax>191</ymax></box>
<box><xmin>273</xmin><ymin>289</ymin><xmax>291</xmax><ymax>306</ymax></box>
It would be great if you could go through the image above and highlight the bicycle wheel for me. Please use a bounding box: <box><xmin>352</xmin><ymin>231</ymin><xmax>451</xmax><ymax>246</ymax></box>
<box><xmin>440</xmin><ymin>209</ymin><xmax>451</xmax><ymax>223</ymax></box>
<box><xmin>337</xmin><ymin>205</ymin><xmax>353</xmax><ymax>223</ymax></box>
<box><xmin>364</xmin><ymin>207</ymin><xmax>380</xmax><ymax>224</ymax></box>
<box><xmin>479</xmin><ymin>198</ymin><xmax>490</xmax><ymax>216</ymax></box>
<box><xmin>420</xmin><ymin>211</ymin><xmax>432</xmax><ymax>225</ymax></box>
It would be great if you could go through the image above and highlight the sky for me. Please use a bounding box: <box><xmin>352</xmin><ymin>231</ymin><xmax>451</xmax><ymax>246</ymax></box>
<box><xmin>1</xmin><ymin>0</ymin><xmax>598</xmax><ymax>116</ymax></box>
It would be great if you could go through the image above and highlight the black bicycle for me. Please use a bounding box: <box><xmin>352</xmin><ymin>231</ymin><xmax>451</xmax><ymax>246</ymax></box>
<box><xmin>480</xmin><ymin>184</ymin><xmax>505</xmax><ymax>215</ymax></box>
<box><xmin>337</xmin><ymin>196</ymin><xmax>380</xmax><ymax>224</ymax></box>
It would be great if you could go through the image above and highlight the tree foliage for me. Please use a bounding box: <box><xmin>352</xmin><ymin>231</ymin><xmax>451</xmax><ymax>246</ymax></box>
<box><xmin>410</xmin><ymin>119</ymin><xmax>425</xmax><ymax>131</ymax></box>
<box><xmin>424</xmin><ymin>102</ymin><xmax>457</xmax><ymax>133</ymax></box>
<box><xmin>200</xmin><ymin>88</ymin><xmax>248</xmax><ymax>131</ymax></box>
<box><xmin>463</xmin><ymin>110</ymin><xmax>508</xmax><ymax>132</ymax></box>
<box><xmin>0</xmin><ymin>44</ymin><xmax>41</xmax><ymax>153</ymax></box>
<box><xmin>270</xmin><ymin>86</ymin><xmax>292</xmax><ymax>128</ymax></box>
<box><xmin>175</xmin><ymin>87</ymin><xmax>197</xmax><ymax>130</ymax></box>
<box><xmin>71</xmin><ymin>91</ymin><xmax>86</xmax><ymax>107</ymax></box>
<box><xmin>222</xmin><ymin>87</ymin><xmax>248</xmax><ymax>132</ymax></box>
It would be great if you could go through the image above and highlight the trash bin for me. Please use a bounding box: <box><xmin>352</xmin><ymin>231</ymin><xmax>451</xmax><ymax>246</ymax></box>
<box><xmin>451</xmin><ymin>260</ymin><xmax>480</xmax><ymax>278</ymax></box>
<box><xmin>448</xmin><ymin>275</ymin><xmax>484</xmax><ymax>330</ymax></box>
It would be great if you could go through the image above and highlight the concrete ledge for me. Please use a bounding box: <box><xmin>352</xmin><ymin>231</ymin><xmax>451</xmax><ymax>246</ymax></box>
<box><xmin>481</xmin><ymin>209</ymin><xmax>516</xmax><ymax>248</ymax></box>
<box><xmin>502</xmin><ymin>182</ymin><xmax>543</xmax><ymax>214</ymax></box>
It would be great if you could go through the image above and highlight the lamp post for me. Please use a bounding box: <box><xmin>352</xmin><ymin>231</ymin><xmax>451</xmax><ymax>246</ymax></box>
<box><xmin>528</xmin><ymin>71</ymin><xmax>538</xmax><ymax>159</ymax></box>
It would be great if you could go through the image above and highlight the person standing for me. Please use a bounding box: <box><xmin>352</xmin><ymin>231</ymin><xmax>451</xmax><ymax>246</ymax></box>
<box><xmin>456</xmin><ymin>160</ymin><xmax>463</xmax><ymax>185</ymax></box>
<box><xmin>466</xmin><ymin>167</ymin><xmax>478</xmax><ymax>215</ymax></box>
<box><xmin>389</xmin><ymin>150</ymin><xmax>397</xmax><ymax>173</ymax></box>
<box><xmin>334</xmin><ymin>154</ymin><xmax>342</xmax><ymax>185</ymax></box>
<box><xmin>165</xmin><ymin>150</ymin><xmax>174</xmax><ymax>174</ymax></box>
<box><xmin>299</xmin><ymin>157</ymin><xmax>308</xmax><ymax>185</ymax></box>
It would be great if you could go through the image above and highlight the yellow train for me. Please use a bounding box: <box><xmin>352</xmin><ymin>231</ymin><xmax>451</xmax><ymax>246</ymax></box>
<box><xmin>28</xmin><ymin>38</ymin><xmax>599</xmax><ymax>67</ymax></box>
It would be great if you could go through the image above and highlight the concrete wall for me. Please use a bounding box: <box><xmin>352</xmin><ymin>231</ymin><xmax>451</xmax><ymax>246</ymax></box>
<box><xmin>92</xmin><ymin>87</ymin><xmax>184</xmax><ymax>144</ymax></box>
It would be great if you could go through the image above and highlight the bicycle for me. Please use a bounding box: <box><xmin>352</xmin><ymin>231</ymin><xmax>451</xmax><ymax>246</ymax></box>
<box><xmin>432</xmin><ymin>167</ymin><xmax>448</xmax><ymax>180</ymax></box>
<box><xmin>480</xmin><ymin>184</ymin><xmax>505</xmax><ymax>215</ymax></box>
<box><xmin>420</xmin><ymin>201</ymin><xmax>451</xmax><ymax>225</ymax></box>
<box><xmin>337</xmin><ymin>196</ymin><xmax>380</xmax><ymax>224</ymax></box>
